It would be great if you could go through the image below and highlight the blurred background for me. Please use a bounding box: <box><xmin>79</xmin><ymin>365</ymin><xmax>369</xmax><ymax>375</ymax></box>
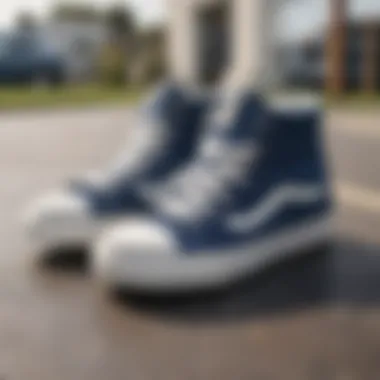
<box><xmin>0</xmin><ymin>0</ymin><xmax>168</xmax><ymax>109</ymax></box>
<box><xmin>1</xmin><ymin>1</ymin><xmax>380</xmax><ymax>380</ymax></box>
<box><xmin>0</xmin><ymin>0</ymin><xmax>378</xmax><ymax>108</ymax></box>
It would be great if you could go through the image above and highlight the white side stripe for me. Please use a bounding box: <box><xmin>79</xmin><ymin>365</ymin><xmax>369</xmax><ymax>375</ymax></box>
<box><xmin>228</xmin><ymin>184</ymin><xmax>326</xmax><ymax>232</ymax></box>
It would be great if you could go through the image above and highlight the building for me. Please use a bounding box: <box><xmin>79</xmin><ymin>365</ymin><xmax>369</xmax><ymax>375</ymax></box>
<box><xmin>272</xmin><ymin>0</ymin><xmax>380</xmax><ymax>93</ymax></box>
<box><xmin>283</xmin><ymin>16</ymin><xmax>380</xmax><ymax>91</ymax></box>
<box><xmin>41</xmin><ymin>19</ymin><xmax>109</xmax><ymax>82</ymax></box>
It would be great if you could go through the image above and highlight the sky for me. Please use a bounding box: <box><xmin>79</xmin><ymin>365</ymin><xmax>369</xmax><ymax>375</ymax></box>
<box><xmin>283</xmin><ymin>0</ymin><xmax>380</xmax><ymax>40</ymax></box>
<box><xmin>0</xmin><ymin>0</ymin><xmax>167</xmax><ymax>29</ymax></box>
<box><xmin>0</xmin><ymin>0</ymin><xmax>379</xmax><ymax>40</ymax></box>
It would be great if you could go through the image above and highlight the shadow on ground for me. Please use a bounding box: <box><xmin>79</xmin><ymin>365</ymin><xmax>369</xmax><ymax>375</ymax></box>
<box><xmin>37</xmin><ymin>234</ymin><xmax>380</xmax><ymax>324</ymax></box>
<box><xmin>39</xmin><ymin>246</ymin><xmax>88</xmax><ymax>274</ymax></box>
<box><xmin>111</xmin><ymin>236</ymin><xmax>380</xmax><ymax>323</ymax></box>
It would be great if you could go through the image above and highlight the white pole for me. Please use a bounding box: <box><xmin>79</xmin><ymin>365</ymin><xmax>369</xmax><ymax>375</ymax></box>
<box><xmin>166</xmin><ymin>0</ymin><xmax>199</xmax><ymax>85</ymax></box>
<box><xmin>166</xmin><ymin>0</ymin><xmax>283</xmax><ymax>89</ymax></box>
<box><xmin>229</xmin><ymin>0</ymin><xmax>281</xmax><ymax>90</ymax></box>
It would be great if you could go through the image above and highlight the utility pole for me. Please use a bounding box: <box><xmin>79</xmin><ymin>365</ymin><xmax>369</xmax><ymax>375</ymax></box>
<box><xmin>326</xmin><ymin>0</ymin><xmax>348</xmax><ymax>95</ymax></box>
<box><xmin>230</xmin><ymin>0</ymin><xmax>280</xmax><ymax>89</ymax></box>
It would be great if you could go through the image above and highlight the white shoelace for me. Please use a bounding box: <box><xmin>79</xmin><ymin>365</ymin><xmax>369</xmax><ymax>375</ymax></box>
<box><xmin>156</xmin><ymin>140</ymin><xmax>258</xmax><ymax>221</ymax></box>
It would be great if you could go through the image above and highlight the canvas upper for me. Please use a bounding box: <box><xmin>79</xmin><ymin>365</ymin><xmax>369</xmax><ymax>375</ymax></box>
<box><xmin>144</xmin><ymin>90</ymin><xmax>332</xmax><ymax>253</ymax></box>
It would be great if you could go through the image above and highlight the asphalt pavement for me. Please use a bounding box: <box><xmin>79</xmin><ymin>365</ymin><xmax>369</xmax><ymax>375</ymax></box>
<box><xmin>0</xmin><ymin>106</ymin><xmax>379</xmax><ymax>380</ymax></box>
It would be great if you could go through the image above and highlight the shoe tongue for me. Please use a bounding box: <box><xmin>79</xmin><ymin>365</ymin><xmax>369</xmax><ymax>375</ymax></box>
<box><xmin>210</xmin><ymin>89</ymin><xmax>268</xmax><ymax>141</ymax></box>
<box><xmin>198</xmin><ymin>91</ymin><xmax>267</xmax><ymax>161</ymax></box>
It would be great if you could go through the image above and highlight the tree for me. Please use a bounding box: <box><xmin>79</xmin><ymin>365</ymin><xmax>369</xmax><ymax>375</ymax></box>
<box><xmin>100</xmin><ymin>5</ymin><xmax>137</xmax><ymax>86</ymax></box>
<box><xmin>16</xmin><ymin>12</ymin><xmax>38</xmax><ymax>33</ymax></box>
<box><xmin>52</xmin><ymin>3</ymin><xmax>101</xmax><ymax>22</ymax></box>
<box><xmin>104</xmin><ymin>4</ymin><xmax>136</xmax><ymax>47</ymax></box>
<box><xmin>130</xmin><ymin>26</ymin><xmax>167</xmax><ymax>84</ymax></box>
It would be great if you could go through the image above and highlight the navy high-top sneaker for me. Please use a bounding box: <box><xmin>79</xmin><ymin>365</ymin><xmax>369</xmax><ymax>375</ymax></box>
<box><xmin>24</xmin><ymin>83</ymin><xmax>208</xmax><ymax>257</ymax></box>
<box><xmin>94</xmin><ymin>90</ymin><xmax>333</xmax><ymax>292</ymax></box>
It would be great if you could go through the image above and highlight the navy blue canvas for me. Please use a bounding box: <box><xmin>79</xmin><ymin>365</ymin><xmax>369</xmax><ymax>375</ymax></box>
<box><xmin>69</xmin><ymin>83</ymin><xmax>209</xmax><ymax>215</ymax></box>
<box><xmin>154</xmin><ymin>93</ymin><xmax>332</xmax><ymax>253</ymax></box>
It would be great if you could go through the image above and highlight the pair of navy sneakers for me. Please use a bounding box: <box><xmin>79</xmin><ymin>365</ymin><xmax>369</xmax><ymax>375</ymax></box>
<box><xmin>25</xmin><ymin>82</ymin><xmax>333</xmax><ymax>292</ymax></box>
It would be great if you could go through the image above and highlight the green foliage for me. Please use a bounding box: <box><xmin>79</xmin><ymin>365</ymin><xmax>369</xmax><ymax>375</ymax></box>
<box><xmin>0</xmin><ymin>85</ymin><xmax>143</xmax><ymax>110</ymax></box>
<box><xmin>101</xmin><ymin>5</ymin><xmax>137</xmax><ymax>87</ymax></box>
<box><xmin>131</xmin><ymin>27</ymin><xmax>167</xmax><ymax>85</ymax></box>
<box><xmin>104</xmin><ymin>5</ymin><xmax>136</xmax><ymax>41</ymax></box>
<box><xmin>50</xmin><ymin>3</ymin><xmax>167</xmax><ymax>87</ymax></box>
<box><xmin>98</xmin><ymin>43</ymin><xmax>128</xmax><ymax>87</ymax></box>
<box><xmin>16</xmin><ymin>12</ymin><xmax>38</xmax><ymax>32</ymax></box>
<box><xmin>52</xmin><ymin>3</ymin><xmax>101</xmax><ymax>22</ymax></box>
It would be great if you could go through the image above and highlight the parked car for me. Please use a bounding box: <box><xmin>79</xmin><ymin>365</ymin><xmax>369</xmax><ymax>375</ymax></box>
<box><xmin>0</xmin><ymin>33</ymin><xmax>65</xmax><ymax>86</ymax></box>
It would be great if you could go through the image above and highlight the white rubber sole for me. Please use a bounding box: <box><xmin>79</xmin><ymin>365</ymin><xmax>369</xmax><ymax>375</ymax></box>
<box><xmin>95</xmin><ymin>214</ymin><xmax>333</xmax><ymax>293</ymax></box>
<box><xmin>27</xmin><ymin>216</ymin><xmax>144</xmax><ymax>261</ymax></box>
